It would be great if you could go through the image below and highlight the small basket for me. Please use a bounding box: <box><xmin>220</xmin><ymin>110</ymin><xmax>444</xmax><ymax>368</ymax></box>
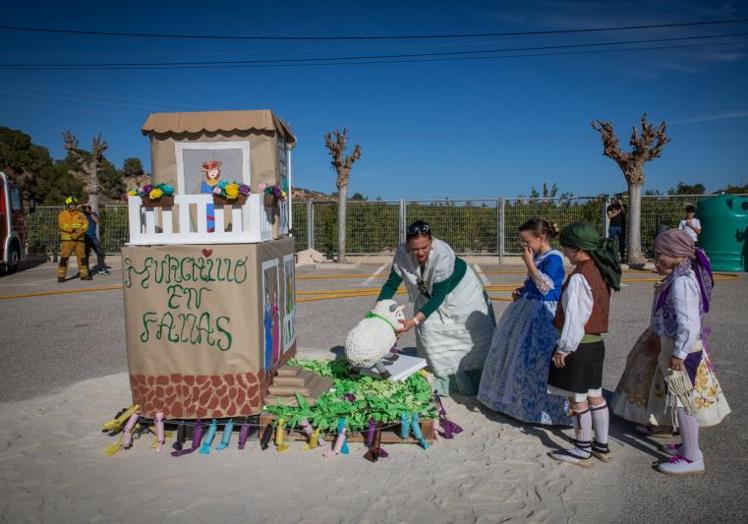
<box><xmin>213</xmin><ymin>194</ymin><xmax>248</xmax><ymax>206</ymax></box>
<box><xmin>141</xmin><ymin>195</ymin><xmax>174</xmax><ymax>209</ymax></box>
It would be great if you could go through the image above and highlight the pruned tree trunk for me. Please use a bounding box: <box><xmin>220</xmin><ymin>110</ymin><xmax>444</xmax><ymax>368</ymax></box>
<box><xmin>337</xmin><ymin>182</ymin><xmax>348</xmax><ymax>264</ymax></box>
<box><xmin>627</xmin><ymin>180</ymin><xmax>643</xmax><ymax>264</ymax></box>
<box><xmin>591</xmin><ymin>114</ymin><xmax>670</xmax><ymax>267</ymax></box>
<box><xmin>324</xmin><ymin>129</ymin><xmax>361</xmax><ymax>264</ymax></box>
<box><xmin>62</xmin><ymin>131</ymin><xmax>108</xmax><ymax>214</ymax></box>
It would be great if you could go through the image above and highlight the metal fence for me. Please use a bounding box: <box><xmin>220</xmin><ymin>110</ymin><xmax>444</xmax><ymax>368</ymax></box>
<box><xmin>26</xmin><ymin>194</ymin><xmax>744</xmax><ymax>258</ymax></box>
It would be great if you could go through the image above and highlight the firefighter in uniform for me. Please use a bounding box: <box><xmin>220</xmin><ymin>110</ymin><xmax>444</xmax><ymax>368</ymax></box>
<box><xmin>57</xmin><ymin>196</ymin><xmax>92</xmax><ymax>282</ymax></box>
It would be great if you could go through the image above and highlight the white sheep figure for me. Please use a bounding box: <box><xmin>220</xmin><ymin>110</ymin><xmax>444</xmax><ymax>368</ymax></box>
<box><xmin>345</xmin><ymin>300</ymin><xmax>406</xmax><ymax>378</ymax></box>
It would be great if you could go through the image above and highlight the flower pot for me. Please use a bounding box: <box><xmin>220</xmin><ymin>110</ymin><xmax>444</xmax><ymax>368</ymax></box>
<box><xmin>213</xmin><ymin>194</ymin><xmax>247</xmax><ymax>206</ymax></box>
<box><xmin>142</xmin><ymin>195</ymin><xmax>174</xmax><ymax>208</ymax></box>
<box><xmin>264</xmin><ymin>193</ymin><xmax>278</xmax><ymax>208</ymax></box>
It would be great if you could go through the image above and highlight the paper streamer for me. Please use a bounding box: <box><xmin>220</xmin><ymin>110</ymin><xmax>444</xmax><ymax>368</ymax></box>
<box><xmin>337</xmin><ymin>418</ymin><xmax>349</xmax><ymax>454</ymax></box>
<box><xmin>300</xmin><ymin>419</ymin><xmax>319</xmax><ymax>450</ymax></box>
<box><xmin>171</xmin><ymin>419</ymin><xmax>204</xmax><ymax>457</ymax></box>
<box><xmin>411</xmin><ymin>413</ymin><xmax>429</xmax><ymax>449</ymax></box>
<box><xmin>199</xmin><ymin>419</ymin><xmax>218</xmax><ymax>454</ymax></box>
<box><xmin>400</xmin><ymin>412</ymin><xmax>411</xmax><ymax>440</ymax></box>
<box><xmin>434</xmin><ymin>392</ymin><xmax>463</xmax><ymax>439</ymax></box>
<box><xmin>366</xmin><ymin>418</ymin><xmax>377</xmax><ymax>448</ymax></box>
<box><xmin>364</xmin><ymin>422</ymin><xmax>388</xmax><ymax>462</ymax></box>
<box><xmin>275</xmin><ymin>419</ymin><xmax>290</xmax><ymax>453</ymax></box>
<box><xmin>216</xmin><ymin>419</ymin><xmax>233</xmax><ymax>451</ymax></box>
<box><xmin>121</xmin><ymin>413</ymin><xmax>140</xmax><ymax>449</ymax></box>
<box><xmin>155</xmin><ymin>412</ymin><xmax>165</xmax><ymax>453</ymax></box>
<box><xmin>260</xmin><ymin>423</ymin><xmax>274</xmax><ymax>450</ymax></box>
<box><xmin>173</xmin><ymin>422</ymin><xmax>187</xmax><ymax>451</ymax></box>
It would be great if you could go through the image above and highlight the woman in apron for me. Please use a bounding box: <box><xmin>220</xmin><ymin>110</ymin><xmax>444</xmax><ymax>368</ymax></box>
<box><xmin>377</xmin><ymin>220</ymin><xmax>495</xmax><ymax>396</ymax></box>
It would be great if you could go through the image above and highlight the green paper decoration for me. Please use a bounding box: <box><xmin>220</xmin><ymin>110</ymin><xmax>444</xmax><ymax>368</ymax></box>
<box><xmin>264</xmin><ymin>359</ymin><xmax>437</xmax><ymax>433</ymax></box>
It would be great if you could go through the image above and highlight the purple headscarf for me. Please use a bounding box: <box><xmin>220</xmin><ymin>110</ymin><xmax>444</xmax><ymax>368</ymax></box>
<box><xmin>654</xmin><ymin>229</ymin><xmax>714</xmax><ymax>314</ymax></box>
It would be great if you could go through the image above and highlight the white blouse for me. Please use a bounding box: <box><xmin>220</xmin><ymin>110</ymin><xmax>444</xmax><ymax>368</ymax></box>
<box><xmin>652</xmin><ymin>273</ymin><xmax>702</xmax><ymax>360</ymax></box>
<box><xmin>556</xmin><ymin>274</ymin><xmax>593</xmax><ymax>354</ymax></box>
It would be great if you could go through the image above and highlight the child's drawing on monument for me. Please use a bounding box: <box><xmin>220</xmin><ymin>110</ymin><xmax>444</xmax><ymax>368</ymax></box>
<box><xmin>262</xmin><ymin>259</ymin><xmax>280</xmax><ymax>370</ymax></box>
<box><xmin>282</xmin><ymin>253</ymin><xmax>296</xmax><ymax>351</ymax></box>
<box><xmin>200</xmin><ymin>160</ymin><xmax>222</xmax><ymax>232</ymax></box>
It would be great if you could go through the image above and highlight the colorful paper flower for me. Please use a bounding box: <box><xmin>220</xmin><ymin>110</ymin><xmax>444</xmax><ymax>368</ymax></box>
<box><xmin>226</xmin><ymin>183</ymin><xmax>240</xmax><ymax>199</ymax></box>
<box><xmin>149</xmin><ymin>188</ymin><xmax>164</xmax><ymax>200</ymax></box>
<box><xmin>141</xmin><ymin>184</ymin><xmax>154</xmax><ymax>195</ymax></box>
<box><xmin>213</xmin><ymin>186</ymin><xmax>222</xmax><ymax>195</ymax></box>
<box><xmin>128</xmin><ymin>189</ymin><xmax>138</xmax><ymax>197</ymax></box>
<box><xmin>239</xmin><ymin>184</ymin><xmax>251</xmax><ymax>196</ymax></box>
<box><xmin>161</xmin><ymin>184</ymin><xmax>175</xmax><ymax>196</ymax></box>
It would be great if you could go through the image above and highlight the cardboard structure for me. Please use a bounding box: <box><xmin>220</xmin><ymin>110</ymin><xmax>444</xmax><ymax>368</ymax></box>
<box><xmin>123</xmin><ymin>109</ymin><xmax>298</xmax><ymax>419</ymax></box>
<box><xmin>123</xmin><ymin>237</ymin><xmax>296</xmax><ymax>418</ymax></box>
<box><xmin>141</xmin><ymin>110</ymin><xmax>295</xmax><ymax>239</ymax></box>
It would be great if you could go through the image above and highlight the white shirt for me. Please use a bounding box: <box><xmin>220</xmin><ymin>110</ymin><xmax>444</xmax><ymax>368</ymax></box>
<box><xmin>556</xmin><ymin>273</ymin><xmax>593</xmax><ymax>354</ymax></box>
<box><xmin>652</xmin><ymin>273</ymin><xmax>702</xmax><ymax>360</ymax></box>
<box><xmin>678</xmin><ymin>218</ymin><xmax>700</xmax><ymax>242</ymax></box>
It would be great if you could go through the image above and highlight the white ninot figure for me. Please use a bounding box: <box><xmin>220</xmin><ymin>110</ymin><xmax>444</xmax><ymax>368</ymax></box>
<box><xmin>345</xmin><ymin>300</ymin><xmax>405</xmax><ymax>378</ymax></box>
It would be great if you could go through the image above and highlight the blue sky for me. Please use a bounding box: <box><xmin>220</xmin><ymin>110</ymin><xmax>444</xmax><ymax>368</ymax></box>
<box><xmin>1</xmin><ymin>0</ymin><xmax>747</xmax><ymax>200</ymax></box>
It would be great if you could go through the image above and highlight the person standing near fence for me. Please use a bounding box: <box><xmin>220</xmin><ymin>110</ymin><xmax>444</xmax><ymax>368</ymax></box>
<box><xmin>57</xmin><ymin>196</ymin><xmax>91</xmax><ymax>283</ymax></box>
<box><xmin>607</xmin><ymin>199</ymin><xmax>626</xmax><ymax>261</ymax></box>
<box><xmin>376</xmin><ymin>220</ymin><xmax>496</xmax><ymax>396</ymax></box>
<box><xmin>477</xmin><ymin>218</ymin><xmax>571</xmax><ymax>426</ymax></box>
<box><xmin>82</xmin><ymin>204</ymin><xmax>109</xmax><ymax>275</ymax></box>
<box><xmin>678</xmin><ymin>204</ymin><xmax>701</xmax><ymax>243</ymax></box>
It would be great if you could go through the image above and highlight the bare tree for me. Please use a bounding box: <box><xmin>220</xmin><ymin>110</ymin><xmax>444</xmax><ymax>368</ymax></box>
<box><xmin>324</xmin><ymin>128</ymin><xmax>362</xmax><ymax>264</ymax></box>
<box><xmin>62</xmin><ymin>131</ymin><xmax>108</xmax><ymax>213</ymax></box>
<box><xmin>592</xmin><ymin>114</ymin><xmax>670</xmax><ymax>266</ymax></box>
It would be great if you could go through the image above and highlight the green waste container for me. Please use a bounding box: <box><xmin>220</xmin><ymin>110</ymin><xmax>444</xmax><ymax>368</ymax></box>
<box><xmin>697</xmin><ymin>194</ymin><xmax>748</xmax><ymax>272</ymax></box>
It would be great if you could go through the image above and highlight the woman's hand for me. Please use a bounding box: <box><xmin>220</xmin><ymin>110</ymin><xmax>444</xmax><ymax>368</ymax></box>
<box><xmin>669</xmin><ymin>357</ymin><xmax>684</xmax><ymax>372</ymax></box>
<box><xmin>521</xmin><ymin>245</ymin><xmax>535</xmax><ymax>269</ymax></box>
<box><xmin>512</xmin><ymin>287</ymin><xmax>524</xmax><ymax>301</ymax></box>
<box><xmin>396</xmin><ymin>318</ymin><xmax>418</xmax><ymax>335</ymax></box>
<box><xmin>552</xmin><ymin>352</ymin><xmax>567</xmax><ymax>368</ymax></box>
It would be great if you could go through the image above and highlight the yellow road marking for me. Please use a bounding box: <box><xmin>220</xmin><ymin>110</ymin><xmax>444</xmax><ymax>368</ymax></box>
<box><xmin>0</xmin><ymin>285</ymin><xmax>123</xmax><ymax>301</ymax></box>
<box><xmin>1</xmin><ymin>270</ymin><xmax>738</xmax><ymax>301</ymax></box>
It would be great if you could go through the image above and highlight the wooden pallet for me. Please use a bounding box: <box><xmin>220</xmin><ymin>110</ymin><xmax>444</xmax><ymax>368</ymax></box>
<box><xmin>258</xmin><ymin>413</ymin><xmax>436</xmax><ymax>444</ymax></box>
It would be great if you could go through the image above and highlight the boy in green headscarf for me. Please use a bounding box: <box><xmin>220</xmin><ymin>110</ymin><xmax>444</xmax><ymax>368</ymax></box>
<box><xmin>547</xmin><ymin>221</ymin><xmax>621</xmax><ymax>466</ymax></box>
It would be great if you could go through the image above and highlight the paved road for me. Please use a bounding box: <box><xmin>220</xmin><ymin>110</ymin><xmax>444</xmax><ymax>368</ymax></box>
<box><xmin>0</xmin><ymin>258</ymin><xmax>745</xmax><ymax>522</ymax></box>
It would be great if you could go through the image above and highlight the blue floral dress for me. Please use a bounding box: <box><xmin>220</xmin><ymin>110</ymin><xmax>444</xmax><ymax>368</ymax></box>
<box><xmin>477</xmin><ymin>250</ymin><xmax>571</xmax><ymax>426</ymax></box>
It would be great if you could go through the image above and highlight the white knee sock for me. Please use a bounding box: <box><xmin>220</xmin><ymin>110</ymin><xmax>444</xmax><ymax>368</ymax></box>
<box><xmin>573</xmin><ymin>408</ymin><xmax>592</xmax><ymax>455</ymax></box>
<box><xmin>590</xmin><ymin>402</ymin><xmax>609</xmax><ymax>446</ymax></box>
<box><xmin>677</xmin><ymin>407</ymin><xmax>703</xmax><ymax>462</ymax></box>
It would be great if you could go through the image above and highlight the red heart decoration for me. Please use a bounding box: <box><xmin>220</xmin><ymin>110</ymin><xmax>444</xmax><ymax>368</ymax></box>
<box><xmin>202</xmin><ymin>249</ymin><xmax>213</xmax><ymax>257</ymax></box>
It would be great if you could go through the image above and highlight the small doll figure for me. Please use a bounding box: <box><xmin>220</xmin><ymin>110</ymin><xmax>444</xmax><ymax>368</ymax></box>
<box><xmin>200</xmin><ymin>160</ymin><xmax>222</xmax><ymax>232</ymax></box>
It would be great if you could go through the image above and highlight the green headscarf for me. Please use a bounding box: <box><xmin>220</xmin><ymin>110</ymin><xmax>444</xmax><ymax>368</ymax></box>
<box><xmin>560</xmin><ymin>221</ymin><xmax>621</xmax><ymax>291</ymax></box>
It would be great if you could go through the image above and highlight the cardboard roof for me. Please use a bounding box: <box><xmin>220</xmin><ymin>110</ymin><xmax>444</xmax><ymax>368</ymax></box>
<box><xmin>141</xmin><ymin>110</ymin><xmax>296</xmax><ymax>145</ymax></box>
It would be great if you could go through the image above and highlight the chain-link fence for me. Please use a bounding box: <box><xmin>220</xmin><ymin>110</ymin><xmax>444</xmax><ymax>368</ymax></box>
<box><xmin>26</xmin><ymin>205</ymin><xmax>130</xmax><ymax>257</ymax></box>
<box><xmin>504</xmin><ymin>196</ymin><xmax>606</xmax><ymax>254</ymax></box>
<box><xmin>24</xmin><ymin>194</ymin><xmax>745</xmax><ymax>258</ymax></box>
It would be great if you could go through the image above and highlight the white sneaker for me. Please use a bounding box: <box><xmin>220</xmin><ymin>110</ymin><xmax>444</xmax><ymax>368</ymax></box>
<box><xmin>656</xmin><ymin>455</ymin><xmax>705</xmax><ymax>476</ymax></box>
<box><xmin>549</xmin><ymin>447</ymin><xmax>594</xmax><ymax>468</ymax></box>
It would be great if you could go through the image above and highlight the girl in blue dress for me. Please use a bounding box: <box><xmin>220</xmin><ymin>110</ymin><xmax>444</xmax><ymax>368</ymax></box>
<box><xmin>478</xmin><ymin>218</ymin><xmax>571</xmax><ymax>426</ymax></box>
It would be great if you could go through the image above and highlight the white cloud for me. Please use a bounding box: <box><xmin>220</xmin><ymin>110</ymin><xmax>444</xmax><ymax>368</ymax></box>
<box><xmin>671</xmin><ymin>110</ymin><xmax>748</xmax><ymax>124</ymax></box>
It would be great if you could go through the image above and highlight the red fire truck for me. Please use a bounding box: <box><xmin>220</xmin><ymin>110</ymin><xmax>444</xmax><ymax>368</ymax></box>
<box><xmin>0</xmin><ymin>171</ymin><xmax>27</xmax><ymax>274</ymax></box>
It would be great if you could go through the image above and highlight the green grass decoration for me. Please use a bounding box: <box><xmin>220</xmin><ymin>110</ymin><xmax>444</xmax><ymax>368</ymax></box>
<box><xmin>264</xmin><ymin>359</ymin><xmax>437</xmax><ymax>433</ymax></box>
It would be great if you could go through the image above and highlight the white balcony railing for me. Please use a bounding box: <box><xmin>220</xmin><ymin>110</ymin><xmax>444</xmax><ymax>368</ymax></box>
<box><xmin>127</xmin><ymin>193</ymin><xmax>273</xmax><ymax>246</ymax></box>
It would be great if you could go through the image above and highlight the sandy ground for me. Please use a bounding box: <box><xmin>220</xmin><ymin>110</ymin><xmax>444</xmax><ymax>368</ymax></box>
<box><xmin>0</xmin><ymin>258</ymin><xmax>745</xmax><ymax>523</ymax></box>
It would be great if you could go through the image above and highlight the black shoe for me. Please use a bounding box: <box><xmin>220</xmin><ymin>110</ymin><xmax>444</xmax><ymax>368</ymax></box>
<box><xmin>58</xmin><ymin>277</ymin><xmax>65</xmax><ymax>283</ymax></box>
<box><xmin>81</xmin><ymin>275</ymin><xmax>93</xmax><ymax>281</ymax></box>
